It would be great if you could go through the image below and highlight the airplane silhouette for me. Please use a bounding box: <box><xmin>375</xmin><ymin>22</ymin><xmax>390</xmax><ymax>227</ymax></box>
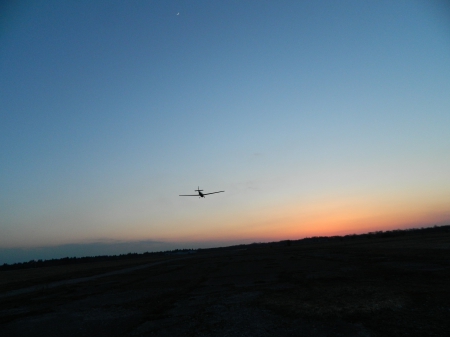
<box><xmin>179</xmin><ymin>187</ymin><xmax>225</xmax><ymax>198</ymax></box>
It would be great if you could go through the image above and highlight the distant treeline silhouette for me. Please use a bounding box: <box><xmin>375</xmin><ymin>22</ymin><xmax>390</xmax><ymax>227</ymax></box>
<box><xmin>305</xmin><ymin>224</ymin><xmax>449</xmax><ymax>241</ymax></box>
<box><xmin>1</xmin><ymin>225</ymin><xmax>448</xmax><ymax>271</ymax></box>
<box><xmin>279</xmin><ymin>224</ymin><xmax>450</xmax><ymax>245</ymax></box>
<box><xmin>0</xmin><ymin>249</ymin><xmax>195</xmax><ymax>271</ymax></box>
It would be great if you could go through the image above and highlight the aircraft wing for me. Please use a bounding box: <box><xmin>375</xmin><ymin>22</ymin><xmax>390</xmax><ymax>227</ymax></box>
<box><xmin>179</xmin><ymin>194</ymin><xmax>199</xmax><ymax>196</ymax></box>
<box><xmin>203</xmin><ymin>191</ymin><xmax>225</xmax><ymax>195</ymax></box>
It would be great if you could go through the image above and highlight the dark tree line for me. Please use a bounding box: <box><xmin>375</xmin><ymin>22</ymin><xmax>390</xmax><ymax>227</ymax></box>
<box><xmin>297</xmin><ymin>224</ymin><xmax>449</xmax><ymax>244</ymax></box>
<box><xmin>1</xmin><ymin>226</ymin><xmax>448</xmax><ymax>271</ymax></box>
<box><xmin>0</xmin><ymin>249</ymin><xmax>195</xmax><ymax>271</ymax></box>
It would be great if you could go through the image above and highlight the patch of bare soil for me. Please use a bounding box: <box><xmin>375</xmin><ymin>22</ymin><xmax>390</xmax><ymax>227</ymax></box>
<box><xmin>1</xmin><ymin>232</ymin><xmax>449</xmax><ymax>336</ymax></box>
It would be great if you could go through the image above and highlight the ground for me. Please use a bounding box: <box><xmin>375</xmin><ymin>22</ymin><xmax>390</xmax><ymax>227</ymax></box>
<box><xmin>1</xmin><ymin>230</ymin><xmax>449</xmax><ymax>336</ymax></box>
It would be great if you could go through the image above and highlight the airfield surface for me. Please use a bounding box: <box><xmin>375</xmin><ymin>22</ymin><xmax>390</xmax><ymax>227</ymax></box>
<box><xmin>1</xmin><ymin>231</ymin><xmax>449</xmax><ymax>336</ymax></box>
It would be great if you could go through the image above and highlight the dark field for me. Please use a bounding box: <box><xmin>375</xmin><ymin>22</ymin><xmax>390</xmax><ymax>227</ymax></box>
<box><xmin>1</xmin><ymin>229</ymin><xmax>450</xmax><ymax>336</ymax></box>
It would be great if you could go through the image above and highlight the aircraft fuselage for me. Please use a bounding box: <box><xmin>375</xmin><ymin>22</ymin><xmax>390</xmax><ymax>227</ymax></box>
<box><xmin>179</xmin><ymin>187</ymin><xmax>224</xmax><ymax>198</ymax></box>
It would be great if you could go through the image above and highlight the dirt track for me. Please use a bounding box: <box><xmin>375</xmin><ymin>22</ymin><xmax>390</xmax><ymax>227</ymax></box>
<box><xmin>0</xmin><ymin>257</ymin><xmax>192</xmax><ymax>299</ymax></box>
<box><xmin>1</xmin><ymin>232</ymin><xmax>449</xmax><ymax>336</ymax></box>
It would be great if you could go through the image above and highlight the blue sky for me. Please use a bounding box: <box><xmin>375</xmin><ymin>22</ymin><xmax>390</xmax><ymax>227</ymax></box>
<box><xmin>1</xmin><ymin>1</ymin><xmax>450</xmax><ymax>263</ymax></box>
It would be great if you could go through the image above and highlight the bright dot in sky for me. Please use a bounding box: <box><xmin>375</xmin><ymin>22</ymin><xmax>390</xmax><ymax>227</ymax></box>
<box><xmin>177</xmin><ymin>12</ymin><xmax>180</xmax><ymax>16</ymax></box>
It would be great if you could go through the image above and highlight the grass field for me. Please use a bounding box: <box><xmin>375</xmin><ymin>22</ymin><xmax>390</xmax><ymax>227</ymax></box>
<box><xmin>1</xmin><ymin>228</ymin><xmax>449</xmax><ymax>336</ymax></box>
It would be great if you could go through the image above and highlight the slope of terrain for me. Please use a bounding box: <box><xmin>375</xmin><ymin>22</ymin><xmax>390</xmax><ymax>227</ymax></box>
<box><xmin>1</xmin><ymin>228</ymin><xmax>449</xmax><ymax>336</ymax></box>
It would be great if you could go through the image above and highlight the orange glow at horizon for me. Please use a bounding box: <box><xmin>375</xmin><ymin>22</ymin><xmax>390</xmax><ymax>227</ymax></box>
<box><xmin>156</xmin><ymin>191</ymin><xmax>450</xmax><ymax>244</ymax></box>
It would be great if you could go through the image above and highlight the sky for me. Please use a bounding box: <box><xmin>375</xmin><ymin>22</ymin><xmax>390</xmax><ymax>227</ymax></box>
<box><xmin>1</xmin><ymin>0</ymin><xmax>450</xmax><ymax>264</ymax></box>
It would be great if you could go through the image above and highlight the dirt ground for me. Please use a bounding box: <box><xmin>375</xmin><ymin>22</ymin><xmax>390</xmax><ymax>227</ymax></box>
<box><xmin>1</xmin><ymin>231</ymin><xmax>449</xmax><ymax>336</ymax></box>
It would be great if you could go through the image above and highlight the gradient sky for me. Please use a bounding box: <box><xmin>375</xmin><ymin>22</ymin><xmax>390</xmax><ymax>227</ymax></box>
<box><xmin>1</xmin><ymin>1</ymin><xmax>450</xmax><ymax>263</ymax></box>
